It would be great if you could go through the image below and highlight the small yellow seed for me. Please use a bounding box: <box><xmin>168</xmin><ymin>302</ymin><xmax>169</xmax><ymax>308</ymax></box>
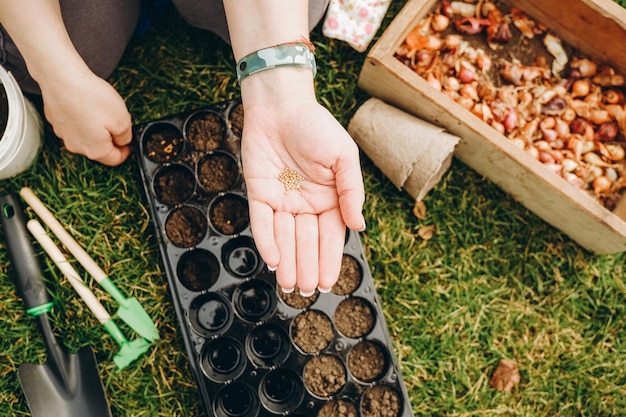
<box><xmin>278</xmin><ymin>167</ymin><xmax>305</xmax><ymax>192</ymax></box>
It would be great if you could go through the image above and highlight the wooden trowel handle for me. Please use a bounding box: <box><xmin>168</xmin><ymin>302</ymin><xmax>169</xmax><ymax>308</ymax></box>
<box><xmin>0</xmin><ymin>193</ymin><xmax>53</xmax><ymax>315</ymax></box>
<box><xmin>26</xmin><ymin>219</ymin><xmax>112</xmax><ymax>325</ymax></box>
<box><xmin>19</xmin><ymin>187</ymin><xmax>108</xmax><ymax>283</ymax></box>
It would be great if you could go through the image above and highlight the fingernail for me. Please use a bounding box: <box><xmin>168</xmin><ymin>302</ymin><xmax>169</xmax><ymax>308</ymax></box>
<box><xmin>281</xmin><ymin>286</ymin><xmax>295</xmax><ymax>294</ymax></box>
<box><xmin>317</xmin><ymin>286</ymin><xmax>332</xmax><ymax>294</ymax></box>
<box><xmin>299</xmin><ymin>289</ymin><xmax>316</xmax><ymax>297</ymax></box>
<box><xmin>267</xmin><ymin>264</ymin><xmax>277</xmax><ymax>272</ymax></box>
<box><xmin>358</xmin><ymin>217</ymin><xmax>366</xmax><ymax>232</ymax></box>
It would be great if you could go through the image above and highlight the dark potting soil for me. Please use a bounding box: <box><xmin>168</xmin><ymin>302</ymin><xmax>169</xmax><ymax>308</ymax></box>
<box><xmin>332</xmin><ymin>255</ymin><xmax>363</xmax><ymax>296</ymax></box>
<box><xmin>348</xmin><ymin>341</ymin><xmax>387</xmax><ymax>383</ymax></box>
<box><xmin>209</xmin><ymin>196</ymin><xmax>249</xmax><ymax>235</ymax></box>
<box><xmin>177</xmin><ymin>249</ymin><xmax>220</xmax><ymax>291</ymax></box>
<box><xmin>303</xmin><ymin>354</ymin><xmax>346</xmax><ymax>398</ymax></box>
<box><xmin>165</xmin><ymin>205</ymin><xmax>207</xmax><ymax>248</ymax></box>
<box><xmin>279</xmin><ymin>287</ymin><xmax>319</xmax><ymax>309</ymax></box>
<box><xmin>318</xmin><ymin>399</ymin><xmax>358</xmax><ymax>417</ymax></box>
<box><xmin>335</xmin><ymin>297</ymin><xmax>375</xmax><ymax>339</ymax></box>
<box><xmin>0</xmin><ymin>83</ymin><xmax>8</xmax><ymax>139</ymax></box>
<box><xmin>291</xmin><ymin>310</ymin><xmax>334</xmax><ymax>354</ymax></box>
<box><xmin>144</xmin><ymin>128</ymin><xmax>184</xmax><ymax>163</ymax></box>
<box><xmin>198</xmin><ymin>153</ymin><xmax>238</xmax><ymax>193</ymax></box>
<box><xmin>360</xmin><ymin>385</ymin><xmax>401</xmax><ymax>417</ymax></box>
<box><xmin>187</xmin><ymin>111</ymin><xmax>226</xmax><ymax>152</ymax></box>
<box><xmin>229</xmin><ymin>103</ymin><xmax>244</xmax><ymax>137</ymax></box>
<box><xmin>154</xmin><ymin>165</ymin><xmax>195</xmax><ymax>206</ymax></box>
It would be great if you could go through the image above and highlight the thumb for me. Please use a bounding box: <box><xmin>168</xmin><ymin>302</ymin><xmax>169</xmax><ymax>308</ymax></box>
<box><xmin>110</xmin><ymin>113</ymin><xmax>133</xmax><ymax>147</ymax></box>
<box><xmin>96</xmin><ymin>145</ymin><xmax>132</xmax><ymax>166</ymax></box>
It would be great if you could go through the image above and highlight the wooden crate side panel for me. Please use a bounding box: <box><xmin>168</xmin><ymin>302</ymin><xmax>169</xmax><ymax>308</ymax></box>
<box><xmin>454</xmin><ymin>127</ymin><xmax>626</xmax><ymax>255</ymax></box>
<box><xmin>358</xmin><ymin>56</ymin><xmax>626</xmax><ymax>253</ymax></box>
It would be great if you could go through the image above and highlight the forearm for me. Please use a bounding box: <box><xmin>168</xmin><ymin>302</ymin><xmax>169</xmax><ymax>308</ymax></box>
<box><xmin>223</xmin><ymin>0</ymin><xmax>309</xmax><ymax>60</ymax></box>
<box><xmin>223</xmin><ymin>1</ymin><xmax>316</xmax><ymax>105</ymax></box>
<box><xmin>0</xmin><ymin>1</ymin><xmax>90</xmax><ymax>85</ymax></box>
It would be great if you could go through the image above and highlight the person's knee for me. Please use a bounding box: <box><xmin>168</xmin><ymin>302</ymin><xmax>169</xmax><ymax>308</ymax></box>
<box><xmin>61</xmin><ymin>0</ymin><xmax>142</xmax><ymax>80</ymax></box>
<box><xmin>310</xmin><ymin>0</ymin><xmax>331</xmax><ymax>29</ymax></box>
<box><xmin>171</xmin><ymin>0</ymin><xmax>230</xmax><ymax>42</ymax></box>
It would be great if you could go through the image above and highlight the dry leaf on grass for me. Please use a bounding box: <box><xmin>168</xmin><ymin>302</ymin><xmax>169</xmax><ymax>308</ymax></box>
<box><xmin>413</xmin><ymin>200</ymin><xmax>427</xmax><ymax>220</ymax></box>
<box><xmin>489</xmin><ymin>359</ymin><xmax>521</xmax><ymax>392</ymax></box>
<box><xmin>417</xmin><ymin>224</ymin><xmax>436</xmax><ymax>240</ymax></box>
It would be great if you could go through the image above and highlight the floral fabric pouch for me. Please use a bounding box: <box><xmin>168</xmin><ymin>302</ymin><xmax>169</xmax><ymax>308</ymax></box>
<box><xmin>322</xmin><ymin>0</ymin><xmax>393</xmax><ymax>52</ymax></box>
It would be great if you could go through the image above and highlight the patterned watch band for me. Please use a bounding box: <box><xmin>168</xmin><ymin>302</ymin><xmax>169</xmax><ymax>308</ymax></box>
<box><xmin>236</xmin><ymin>43</ymin><xmax>317</xmax><ymax>82</ymax></box>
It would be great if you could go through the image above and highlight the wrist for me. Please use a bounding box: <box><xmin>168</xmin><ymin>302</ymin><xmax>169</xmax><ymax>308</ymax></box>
<box><xmin>240</xmin><ymin>65</ymin><xmax>317</xmax><ymax>108</ymax></box>
<box><xmin>28</xmin><ymin>48</ymin><xmax>92</xmax><ymax>90</ymax></box>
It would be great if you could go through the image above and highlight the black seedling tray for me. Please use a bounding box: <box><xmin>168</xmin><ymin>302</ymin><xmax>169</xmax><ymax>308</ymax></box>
<box><xmin>134</xmin><ymin>99</ymin><xmax>413</xmax><ymax>417</ymax></box>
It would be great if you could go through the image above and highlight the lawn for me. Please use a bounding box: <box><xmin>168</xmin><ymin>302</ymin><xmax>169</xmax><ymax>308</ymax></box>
<box><xmin>2</xmin><ymin>1</ymin><xmax>626</xmax><ymax>416</ymax></box>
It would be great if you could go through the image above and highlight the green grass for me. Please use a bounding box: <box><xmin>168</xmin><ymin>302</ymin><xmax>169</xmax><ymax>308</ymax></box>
<box><xmin>2</xmin><ymin>2</ymin><xmax>626</xmax><ymax>416</ymax></box>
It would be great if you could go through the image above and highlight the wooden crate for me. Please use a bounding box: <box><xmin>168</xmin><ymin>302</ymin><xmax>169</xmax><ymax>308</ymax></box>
<box><xmin>358</xmin><ymin>0</ymin><xmax>626</xmax><ymax>254</ymax></box>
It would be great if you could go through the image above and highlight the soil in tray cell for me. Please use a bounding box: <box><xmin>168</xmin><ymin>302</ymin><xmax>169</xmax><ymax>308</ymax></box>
<box><xmin>303</xmin><ymin>354</ymin><xmax>346</xmax><ymax>398</ymax></box>
<box><xmin>332</xmin><ymin>254</ymin><xmax>363</xmax><ymax>296</ymax></box>
<box><xmin>334</xmin><ymin>297</ymin><xmax>375</xmax><ymax>338</ymax></box>
<box><xmin>153</xmin><ymin>163</ymin><xmax>195</xmax><ymax>206</ymax></box>
<box><xmin>197</xmin><ymin>151</ymin><xmax>239</xmax><ymax>193</ymax></box>
<box><xmin>347</xmin><ymin>340</ymin><xmax>388</xmax><ymax>383</ymax></box>
<box><xmin>142</xmin><ymin>123</ymin><xmax>184</xmax><ymax>163</ymax></box>
<box><xmin>209</xmin><ymin>194</ymin><xmax>249</xmax><ymax>235</ymax></box>
<box><xmin>279</xmin><ymin>287</ymin><xmax>319</xmax><ymax>310</ymax></box>
<box><xmin>185</xmin><ymin>110</ymin><xmax>227</xmax><ymax>153</ymax></box>
<box><xmin>318</xmin><ymin>399</ymin><xmax>358</xmax><ymax>417</ymax></box>
<box><xmin>164</xmin><ymin>205</ymin><xmax>207</xmax><ymax>248</ymax></box>
<box><xmin>291</xmin><ymin>309</ymin><xmax>334</xmax><ymax>354</ymax></box>
<box><xmin>360</xmin><ymin>385</ymin><xmax>402</xmax><ymax>417</ymax></box>
<box><xmin>176</xmin><ymin>248</ymin><xmax>220</xmax><ymax>291</ymax></box>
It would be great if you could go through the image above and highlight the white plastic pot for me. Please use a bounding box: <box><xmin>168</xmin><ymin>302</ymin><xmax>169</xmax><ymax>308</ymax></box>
<box><xmin>0</xmin><ymin>65</ymin><xmax>43</xmax><ymax>180</ymax></box>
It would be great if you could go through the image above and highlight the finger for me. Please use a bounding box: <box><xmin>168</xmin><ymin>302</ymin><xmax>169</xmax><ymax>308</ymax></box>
<box><xmin>95</xmin><ymin>145</ymin><xmax>132</xmax><ymax>166</ymax></box>
<box><xmin>77</xmin><ymin>127</ymin><xmax>132</xmax><ymax>166</ymax></box>
<box><xmin>317</xmin><ymin>208</ymin><xmax>346</xmax><ymax>292</ymax></box>
<box><xmin>111</xmin><ymin>113</ymin><xmax>134</xmax><ymax>147</ymax></box>
<box><xmin>294</xmin><ymin>213</ymin><xmax>319</xmax><ymax>296</ymax></box>
<box><xmin>274</xmin><ymin>211</ymin><xmax>296</xmax><ymax>292</ymax></box>
<box><xmin>335</xmin><ymin>152</ymin><xmax>366</xmax><ymax>231</ymax></box>
<box><xmin>248</xmin><ymin>200</ymin><xmax>280</xmax><ymax>269</ymax></box>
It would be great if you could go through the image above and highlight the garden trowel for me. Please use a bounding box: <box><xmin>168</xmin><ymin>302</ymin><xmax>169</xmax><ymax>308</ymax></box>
<box><xmin>0</xmin><ymin>193</ymin><xmax>112</xmax><ymax>417</ymax></box>
<box><xmin>27</xmin><ymin>219</ymin><xmax>151</xmax><ymax>370</ymax></box>
<box><xmin>20</xmin><ymin>187</ymin><xmax>159</xmax><ymax>342</ymax></box>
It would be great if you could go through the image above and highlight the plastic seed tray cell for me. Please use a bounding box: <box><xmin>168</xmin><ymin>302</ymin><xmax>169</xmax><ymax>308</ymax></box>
<box><xmin>134</xmin><ymin>99</ymin><xmax>414</xmax><ymax>417</ymax></box>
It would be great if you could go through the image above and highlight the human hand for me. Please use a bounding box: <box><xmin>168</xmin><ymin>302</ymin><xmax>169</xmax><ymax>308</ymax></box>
<box><xmin>39</xmin><ymin>71</ymin><xmax>133</xmax><ymax>166</ymax></box>
<box><xmin>240</xmin><ymin>92</ymin><xmax>366</xmax><ymax>295</ymax></box>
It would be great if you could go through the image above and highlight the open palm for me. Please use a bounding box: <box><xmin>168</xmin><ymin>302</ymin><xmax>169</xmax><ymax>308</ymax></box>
<box><xmin>240</xmin><ymin>98</ymin><xmax>365</xmax><ymax>294</ymax></box>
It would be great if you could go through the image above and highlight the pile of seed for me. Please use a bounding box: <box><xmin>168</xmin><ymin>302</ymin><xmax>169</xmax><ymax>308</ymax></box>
<box><xmin>278</xmin><ymin>167</ymin><xmax>305</xmax><ymax>192</ymax></box>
